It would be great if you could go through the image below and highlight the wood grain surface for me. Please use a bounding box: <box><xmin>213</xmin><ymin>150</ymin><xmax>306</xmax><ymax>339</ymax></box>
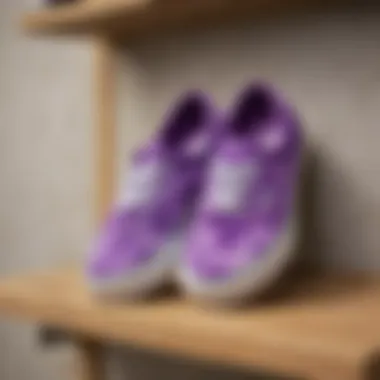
<box><xmin>22</xmin><ymin>0</ymin><xmax>352</xmax><ymax>40</ymax></box>
<box><xmin>0</xmin><ymin>268</ymin><xmax>378</xmax><ymax>380</ymax></box>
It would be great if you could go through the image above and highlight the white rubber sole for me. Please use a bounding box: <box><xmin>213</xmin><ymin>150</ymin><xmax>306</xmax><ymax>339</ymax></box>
<box><xmin>88</xmin><ymin>238</ymin><xmax>181</xmax><ymax>300</ymax></box>
<box><xmin>177</xmin><ymin>216</ymin><xmax>298</xmax><ymax>305</ymax></box>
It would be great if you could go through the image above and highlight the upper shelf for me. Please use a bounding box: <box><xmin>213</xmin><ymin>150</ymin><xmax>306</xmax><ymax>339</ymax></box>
<box><xmin>22</xmin><ymin>0</ymin><xmax>349</xmax><ymax>40</ymax></box>
<box><xmin>0</xmin><ymin>268</ymin><xmax>379</xmax><ymax>380</ymax></box>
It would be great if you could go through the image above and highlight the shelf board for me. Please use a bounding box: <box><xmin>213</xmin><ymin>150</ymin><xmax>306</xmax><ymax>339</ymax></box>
<box><xmin>22</xmin><ymin>0</ymin><xmax>349</xmax><ymax>40</ymax></box>
<box><xmin>0</xmin><ymin>268</ymin><xmax>379</xmax><ymax>379</ymax></box>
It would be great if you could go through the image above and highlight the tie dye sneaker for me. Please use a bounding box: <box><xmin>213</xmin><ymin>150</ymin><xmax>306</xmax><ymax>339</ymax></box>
<box><xmin>87</xmin><ymin>92</ymin><xmax>218</xmax><ymax>299</ymax></box>
<box><xmin>179</xmin><ymin>84</ymin><xmax>303</xmax><ymax>304</ymax></box>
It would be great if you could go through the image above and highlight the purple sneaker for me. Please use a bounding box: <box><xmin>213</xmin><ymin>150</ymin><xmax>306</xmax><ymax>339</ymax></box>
<box><xmin>87</xmin><ymin>92</ymin><xmax>218</xmax><ymax>299</ymax></box>
<box><xmin>179</xmin><ymin>84</ymin><xmax>304</xmax><ymax>304</ymax></box>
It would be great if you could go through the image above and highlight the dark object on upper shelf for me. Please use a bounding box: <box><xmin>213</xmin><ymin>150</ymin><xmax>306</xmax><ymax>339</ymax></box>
<box><xmin>46</xmin><ymin>0</ymin><xmax>78</xmax><ymax>6</ymax></box>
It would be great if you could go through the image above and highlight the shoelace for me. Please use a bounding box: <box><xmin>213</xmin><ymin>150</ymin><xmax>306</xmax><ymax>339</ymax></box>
<box><xmin>118</xmin><ymin>161</ymin><xmax>163</xmax><ymax>209</ymax></box>
<box><xmin>200</xmin><ymin>159</ymin><xmax>269</xmax><ymax>267</ymax></box>
<box><xmin>205</xmin><ymin>160</ymin><xmax>259</xmax><ymax>212</ymax></box>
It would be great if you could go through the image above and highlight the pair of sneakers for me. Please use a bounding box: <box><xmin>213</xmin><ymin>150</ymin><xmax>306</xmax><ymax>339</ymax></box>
<box><xmin>86</xmin><ymin>83</ymin><xmax>303</xmax><ymax>304</ymax></box>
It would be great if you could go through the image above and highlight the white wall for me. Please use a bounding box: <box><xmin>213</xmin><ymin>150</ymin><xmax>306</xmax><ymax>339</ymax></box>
<box><xmin>1</xmin><ymin>2</ymin><xmax>380</xmax><ymax>379</ymax></box>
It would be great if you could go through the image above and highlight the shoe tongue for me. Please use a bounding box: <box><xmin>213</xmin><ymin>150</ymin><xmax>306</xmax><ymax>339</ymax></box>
<box><xmin>203</xmin><ymin>122</ymin><xmax>290</xmax><ymax>213</ymax></box>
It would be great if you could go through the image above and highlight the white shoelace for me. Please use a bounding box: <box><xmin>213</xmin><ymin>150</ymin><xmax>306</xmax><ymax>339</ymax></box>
<box><xmin>204</xmin><ymin>160</ymin><xmax>259</xmax><ymax>212</ymax></box>
<box><xmin>118</xmin><ymin>161</ymin><xmax>162</xmax><ymax>209</ymax></box>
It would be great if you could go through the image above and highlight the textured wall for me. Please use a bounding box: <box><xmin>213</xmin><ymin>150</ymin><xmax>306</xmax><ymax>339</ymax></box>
<box><xmin>0</xmin><ymin>1</ymin><xmax>92</xmax><ymax>379</ymax></box>
<box><xmin>1</xmin><ymin>1</ymin><xmax>380</xmax><ymax>380</ymax></box>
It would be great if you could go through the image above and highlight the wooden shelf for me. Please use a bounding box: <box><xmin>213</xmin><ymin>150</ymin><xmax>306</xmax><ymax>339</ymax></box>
<box><xmin>22</xmin><ymin>0</ymin><xmax>349</xmax><ymax>40</ymax></box>
<box><xmin>0</xmin><ymin>268</ymin><xmax>379</xmax><ymax>380</ymax></box>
